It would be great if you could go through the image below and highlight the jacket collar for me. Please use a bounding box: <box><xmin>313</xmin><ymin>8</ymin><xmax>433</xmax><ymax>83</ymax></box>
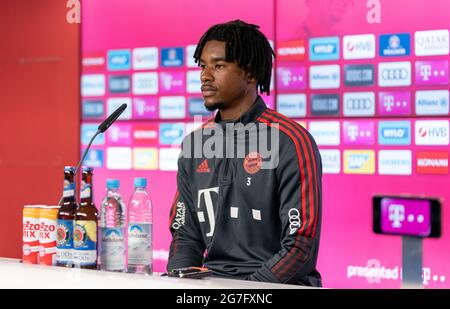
<box><xmin>214</xmin><ymin>96</ymin><xmax>267</xmax><ymax>126</ymax></box>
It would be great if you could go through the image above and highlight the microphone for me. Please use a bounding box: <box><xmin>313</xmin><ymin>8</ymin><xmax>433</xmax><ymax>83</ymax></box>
<box><xmin>97</xmin><ymin>103</ymin><xmax>127</xmax><ymax>133</ymax></box>
<box><xmin>58</xmin><ymin>103</ymin><xmax>127</xmax><ymax>205</ymax></box>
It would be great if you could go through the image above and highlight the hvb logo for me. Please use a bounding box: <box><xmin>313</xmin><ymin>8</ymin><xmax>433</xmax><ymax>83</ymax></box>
<box><xmin>367</xmin><ymin>0</ymin><xmax>381</xmax><ymax>24</ymax></box>
<box><xmin>66</xmin><ymin>0</ymin><xmax>81</xmax><ymax>24</ymax></box>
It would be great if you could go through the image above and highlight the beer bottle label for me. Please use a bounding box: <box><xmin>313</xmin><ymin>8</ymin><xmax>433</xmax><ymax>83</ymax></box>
<box><xmin>80</xmin><ymin>184</ymin><xmax>91</xmax><ymax>199</ymax></box>
<box><xmin>128</xmin><ymin>223</ymin><xmax>152</xmax><ymax>265</ymax></box>
<box><xmin>56</xmin><ymin>219</ymin><xmax>74</xmax><ymax>266</ymax></box>
<box><xmin>73</xmin><ymin>220</ymin><xmax>97</xmax><ymax>267</ymax></box>
<box><xmin>100</xmin><ymin>227</ymin><xmax>125</xmax><ymax>270</ymax></box>
<box><xmin>63</xmin><ymin>182</ymin><xmax>75</xmax><ymax>198</ymax></box>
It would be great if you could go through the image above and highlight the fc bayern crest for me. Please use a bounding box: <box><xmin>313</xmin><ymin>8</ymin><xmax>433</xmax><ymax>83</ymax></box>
<box><xmin>243</xmin><ymin>152</ymin><xmax>262</xmax><ymax>174</ymax></box>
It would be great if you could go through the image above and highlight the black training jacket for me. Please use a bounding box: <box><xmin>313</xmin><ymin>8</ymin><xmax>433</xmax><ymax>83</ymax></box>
<box><xmin>168</xmin><ymin>96</ymin><xmax>322</xmax><ymax>286</ymax></box>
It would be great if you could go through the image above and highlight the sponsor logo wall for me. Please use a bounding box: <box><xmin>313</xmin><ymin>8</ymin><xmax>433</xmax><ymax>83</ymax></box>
<box><xmin>82</xmin><ymin>0</ymin><xmax>450</xmax><ymax>288</ymax></box>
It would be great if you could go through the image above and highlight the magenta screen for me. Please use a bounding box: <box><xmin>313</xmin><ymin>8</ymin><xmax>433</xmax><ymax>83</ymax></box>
<box><xmin>81</xmin><ymin>0</ymin><xmax>450</xmax><ymax>288</ymax></box>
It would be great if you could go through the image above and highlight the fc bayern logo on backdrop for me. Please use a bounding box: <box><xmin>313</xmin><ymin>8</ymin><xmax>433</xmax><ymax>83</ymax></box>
<box><xmin>243</xmin><ymin>152</ymin><xmax>262</xmax><ymax>174</ymax></box>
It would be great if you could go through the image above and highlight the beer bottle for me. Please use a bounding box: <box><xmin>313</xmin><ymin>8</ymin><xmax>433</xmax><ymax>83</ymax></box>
<box><xmin>56</xmin><ymin>166</ymin><xmax>77</xmax><ymax>267</ymax></box>
<box><xmin>73</xmin><ymin>167</ymin><xmax>98</xmax><ymax>269</ymax></box>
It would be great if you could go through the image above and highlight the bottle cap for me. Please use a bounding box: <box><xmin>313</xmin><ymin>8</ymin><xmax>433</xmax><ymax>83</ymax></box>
<box><xmin>134</xmin><ymin>177</ymin><xmax>147</xmax><ymax>188</ymax></box>
<box><xmin>64</xmin><ymin>166</ymin><xmax>75</xmax><ymax>173</ymax></box>
<box><xmin>106</xmin><ymin>179</ymin><xmax>120</xmax><ymax>189</ymax></box>
<box><xmin>82</xmin><ymin>166</ymin><xmax>93</xmax><ymax>173</ymax></box>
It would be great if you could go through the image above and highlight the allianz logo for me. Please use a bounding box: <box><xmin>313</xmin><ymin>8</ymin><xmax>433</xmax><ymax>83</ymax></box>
<box><xmin>161</xmin><ymin>104</ymin><xmax>184</xmax><ymax>110</ymax></box>
<box><xmin>382</xmin><ymin>128</ymin><xmax>408</xmax><ymax>138</ymax></box>
<box><xmin>417</xmin><ymin>98</ymin><xmax>448</xmax><ymax>107</ymax></box>
<box><xmin>311</xmin><ymin>72</ymin><xmax>339</xmax><ymax>80</ymax></box>
<box><xmin>280</xmin><ymin>102</ymin><xmax>304</xmax><ymax>108</ymax></box>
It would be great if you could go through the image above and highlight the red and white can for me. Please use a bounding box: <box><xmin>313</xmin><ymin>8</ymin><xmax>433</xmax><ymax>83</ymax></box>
<box><xmin>23</xmin><ymin>205</ymin><xmax>41</xmax><ymax>264</ymax></box>
<box><xmin>38</xmin><ymin>206</ymin><xmax>60</xmax><ymax>266</ymax></box>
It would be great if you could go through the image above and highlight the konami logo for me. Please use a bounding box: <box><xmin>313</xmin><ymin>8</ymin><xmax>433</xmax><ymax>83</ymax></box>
<box><xmin>277</xmin><ymin>40</ymin><xmax>306</xmax><ymax>61</ymax></box>
<box><xmin>417</xmin><ymin>152</ymin><xmax>448</xmax><ymax>174</ymax></box>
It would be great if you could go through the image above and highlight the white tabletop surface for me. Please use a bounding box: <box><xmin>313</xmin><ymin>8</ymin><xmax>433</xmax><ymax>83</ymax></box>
<box><xmin>0</xmin><ymin>258</ymin><xmax>310</xmax><ymax>289</ymax></box>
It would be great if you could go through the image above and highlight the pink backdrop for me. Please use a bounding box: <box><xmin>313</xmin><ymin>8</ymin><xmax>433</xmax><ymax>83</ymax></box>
<box><xmin>81</xmin><ymin>0</ymin><xmax>450</xmax><ymax>288</ymax></box>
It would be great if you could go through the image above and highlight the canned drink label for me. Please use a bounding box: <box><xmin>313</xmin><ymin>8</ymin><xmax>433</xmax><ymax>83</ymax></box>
<box><xmin>100</xmin><ymin>227</ymin><xmax>125</xmax><ymax>270</ymax></box>
<box><xmin>56</xmin><ymin>219</ymin><xmax>74</xmax><ymax>266</ymax></box>
<box><xmin>22</xmin><ymin>206</ymin><xmax>41</xmax><ymax>264</ymax></box>
<box><xmin>128</xmin><ymin>223</ymin><xmax>152</xmax><ymax>265</ymax></box>
<box><xmin>73</xmin><ymin>220</ymin><xmax>97</xmax><ymax>267</ymax></box>
<box><xmin>39</xmin><ymin>206</ymin><xmax>59</xmax><ymax>266</ymax></box>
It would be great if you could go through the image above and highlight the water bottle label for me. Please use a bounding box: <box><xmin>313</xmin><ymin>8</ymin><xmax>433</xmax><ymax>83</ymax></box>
<box><xmin>128</xmin><ymin>223</ymin><xmax>152</xmax><ymax>265</ymax></box>
<box><xmin>73</xmin><ymin>220</ymin><xmax>97</xmax><ymax>267</ymax></box>
<box><xmin>100</xmin><ymin>227</ymin><xmax>125</xmax><ymax>270</ymax></box>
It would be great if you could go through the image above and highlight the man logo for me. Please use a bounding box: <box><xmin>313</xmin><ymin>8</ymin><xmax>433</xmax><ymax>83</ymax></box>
<box><xmin>288</xmin><ymin>208</ymin><xmax>301</xmax><ymax>235</ymax></box>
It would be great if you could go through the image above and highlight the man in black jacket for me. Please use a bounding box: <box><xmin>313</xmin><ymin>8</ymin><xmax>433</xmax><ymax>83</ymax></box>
<box><xmin>168</xmin><ymin>20</ymin><xmax>322</xmax><ymax>286</ymax></box>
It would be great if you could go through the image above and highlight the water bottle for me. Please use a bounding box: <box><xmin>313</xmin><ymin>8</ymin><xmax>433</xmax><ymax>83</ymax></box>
<box><xmin>127</xmin><ymin>177</ymin><xmax>153</xmax><ymax>275</ymax></box>
<box><xmin>99</xmin><ymin>179</ymin><xmax>126</xmax><ymax>272</ymax></box>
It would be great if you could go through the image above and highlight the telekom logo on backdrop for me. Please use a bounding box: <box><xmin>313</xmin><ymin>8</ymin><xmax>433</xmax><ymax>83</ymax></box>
<box><xmin>276</xmin><ymin>67</ymin><xmax>307</xmax><ymax>90</ymax></box>
<box><xmin>343</xmin><ymin>121</ymin><xmax>375</xmax><ymax>145</ymax></box>
<box><xmin>378</xmin><ymin>92</ymin><xmax>411</xmax><ymax>116</ymax></box>
<box><xmin>415</xmin><ymin>60</ymin><xmax>449</xmax><ymax>85</ymax></box>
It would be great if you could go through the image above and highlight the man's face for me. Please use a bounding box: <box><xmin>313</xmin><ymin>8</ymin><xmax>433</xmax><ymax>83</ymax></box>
<box><xmin>199</xmin><ymin>40</ymin><xmax>249</xmax><ymax>112</ymax></box>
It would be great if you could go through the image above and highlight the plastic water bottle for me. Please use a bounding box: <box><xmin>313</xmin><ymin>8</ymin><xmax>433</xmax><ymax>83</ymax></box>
<box><xmin>127</xmin><ymin>177</ymin><xmax>153</xmax><ymax>275</ymax></box>
<box><xmin>99</xmin><ymin>179</ymin><xmax>126</xmax><ymax>272</ymax></box>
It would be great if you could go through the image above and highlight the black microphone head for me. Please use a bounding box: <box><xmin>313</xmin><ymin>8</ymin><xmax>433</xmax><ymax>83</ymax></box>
<box><xmin>98</xmin><ymin>103</ymin><xmax>127</xmax><ymax>133</ymax></box>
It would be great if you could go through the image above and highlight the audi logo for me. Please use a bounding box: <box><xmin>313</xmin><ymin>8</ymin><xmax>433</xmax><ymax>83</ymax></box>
<box><xmin>288</xmin><ymin>208</ymin><xmax>301</xmax><ymax>235</ymax></box>
<box><xmin>346</xmin><ymin>98</ymin><xmax>373</xmax><ymax>110</ymax></box>
<box><xmin>381</xmin><ymin>68</ymin><xmax>409</xmax><ymax>80</ymax></box>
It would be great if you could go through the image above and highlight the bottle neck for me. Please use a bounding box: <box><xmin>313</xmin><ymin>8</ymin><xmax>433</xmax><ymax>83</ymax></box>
<box><xmin>80</xmin><ymin>184</ymin><xmax>93</xmax><ymax>207</ymax></box>
<box><xmin>62</xmin><ymin>182</ymin><xmax>76</xmax><ymax>205</ymax></box>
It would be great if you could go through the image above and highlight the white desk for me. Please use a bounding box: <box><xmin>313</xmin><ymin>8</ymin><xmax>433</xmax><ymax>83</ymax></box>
<box><xmin>0</xmin><ymin>258</ymin><xmax>309</xmax><ymax>289</ymax></box>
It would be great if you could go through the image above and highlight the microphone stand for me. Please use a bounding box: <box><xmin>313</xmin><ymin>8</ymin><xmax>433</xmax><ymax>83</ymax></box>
<box><xmin>58</xmin><ymin>130</ymin><xmax>102</xmax><ymax>206</ymax></box>
<box><xmin>57</xmin><ymin>103</ymin><xmax>127</xmax><ymax>205</ymax></box>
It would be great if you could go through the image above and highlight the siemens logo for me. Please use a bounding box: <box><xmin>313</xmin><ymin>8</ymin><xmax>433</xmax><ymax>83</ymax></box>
<box><xmin>378</xmin><ymin>121</ymin><xmax>411</xmax><ymax>145</ymax></box>
<box><xmin>378</xmin><ymin>150</ymin><xmax>412</xmax><ymax>175</ymax></box>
